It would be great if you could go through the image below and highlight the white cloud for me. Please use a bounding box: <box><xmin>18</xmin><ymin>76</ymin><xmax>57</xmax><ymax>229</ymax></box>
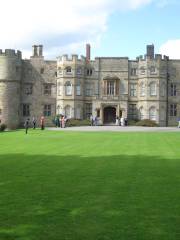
<box><xmin>159</xmin><ymin>40</ymin><xmax>180</xmax><ymax>59</ymax></box>
<box><xmin>0</xmin><ymin>0</ymin><xmax>165</xmax><ymax>58</ymax></box>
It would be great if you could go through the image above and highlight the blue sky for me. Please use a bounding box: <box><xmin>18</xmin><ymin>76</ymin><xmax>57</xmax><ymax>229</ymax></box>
<box><xmin>0</xmin><ymin>0</ymin><xmax>180</xmax><ymax>59</ymax></box>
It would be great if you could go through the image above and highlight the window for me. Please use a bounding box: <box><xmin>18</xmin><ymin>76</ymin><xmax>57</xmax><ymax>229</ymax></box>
<box><xmin>40</xmin><ymin>68</ymin><xmax>44</xmax><ymax>74</ymax></box>
<box><xmin>107</xmin><ymin>81</ymin><xmax>115</xmax><ymax>95</ymax></box>
<box><xmin>85</xmin><ymin>83</ymin><xmax>93</xmax><ymax>96</ymax></box>
<box><xmin>139</xmin><ymin>107</ymin><xmax>144</xmax><ymax>120</ymax></box>
<box><xmin>150</xmin><ymin>66</ymin><xmax>156</xmax><ymax>74</ymax></box>
<box><xmin>65</xmin><ymin>81</ymin><xmax>72</xmax><ymax>95</ymax></box>
<box><xmin>64</xmin><ymin>105</ymin><xmax>71</xmax><ymax>118</ymax></box>
<box><xmin>131</xmin><ymin>68</ymin><xmax>137</xmax><ymax>76</ymax></box>
<box><xmin>150</xmin><ymin>82</ymin><xmax>157</xmax><ymax>96</ymax></box>
<box><xmin>87</xmin><ymin>69</ymin><xmax>93</xmax><ymax>76</ymax></box>
<box><xmin>170</xmin><ymin>83</ymin><xmax>177</xmax><ymax>96</ymax></box>
<box><xmin>129</xmin><ymin>84</ymin><xmax>137</xmax><ymax>97</ymax></box>
<box><xmin>170</xmin><ymin>104</ymin><xmax>177</xmax><ymax>117</ymax></box>
<box><xmin>44</xmin><ymin>105</ymin><xmax>51</xmax><ymax>116</ymax></box>
<box><xmin>55</xmin><ymin>72</ymin><xmax>57</xmax><ymax>77</ymax></box>
<box><xmin>85</xmin><ymin>103</ymin><xmax>92</xmax><ymax>119</ymax></box>
<box><xmin>66</xmin><ymin>66</ymin><xmax>72</xmax><ymax>74</ymax></box>
<box><xmin>16</xmin><ymin>66</ymin><xmax>20</xmax><ymax>73</ymax></box>
<box><xmin>140</xmin><ymin>82</ymin><xmax>145</xmax><ymax>96</ymax></box>
<box><xmin>149</xmin><ymin>107</ymin><xmax>156</xmax><ymax>121</ymax></box>
<box><xmin>44</xmin><ymin>84</ymin><xmax>51</xmax><ymax>95</ymax></box>
<box><xmin>140</xmin><ymin>67</ymin><xmax>145</xmax><ymax>75</ymax></box>
<box><xmin>23</xmin><ymin>104</ymin><xmax>30</xmax><ymax>117</ymax></box>
<box><xmin>0</xmin><ymin>109</ymin><xmax>2</xmax><ymax>115</ymax></box>
<box><xmin>77</xmin><ymin>67</ymin><xmax>82</xmax><ymax>75</ymax></box>
<box><xmin>128</xmin><ymin>104</ymin><xmax>137</xmax><ymax>120</ymax></box>
<box><xmin>24</xmin><ymin>84</ymin><xmax>33</xmax><ymax>95</ymax></box>
<box><xmin>76</xmin><ymin>84</ymin><xmax>81</xmax><ymax>96</ymax></box>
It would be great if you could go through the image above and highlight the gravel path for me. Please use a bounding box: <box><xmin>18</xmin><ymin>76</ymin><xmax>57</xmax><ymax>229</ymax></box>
<box><xmin>48</xmin><ymin>126</ymin><xmax>180</xmax><ymax>132</ymax></box>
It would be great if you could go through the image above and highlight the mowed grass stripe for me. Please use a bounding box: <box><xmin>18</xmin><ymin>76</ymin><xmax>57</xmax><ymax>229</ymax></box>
<box><xmin>0</xmin><ymin>130</ymin><xmax>180</xmax><ymax>240</ymax></box>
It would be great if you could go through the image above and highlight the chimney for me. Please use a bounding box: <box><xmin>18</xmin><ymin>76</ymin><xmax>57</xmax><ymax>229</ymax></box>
<box><xmin>37</xmin><ymin>45</ymin><xmax>43</xmax><ymax>57</ymax></box>
<box><xmin>86</xmin><ymin>44</ymin><xmax>91</xmax><ymax>62</ymax></box>
<box><xmin>32</xmin><ymin>45</ymin><xmax>38</xmax><ymax>57</ymax></box>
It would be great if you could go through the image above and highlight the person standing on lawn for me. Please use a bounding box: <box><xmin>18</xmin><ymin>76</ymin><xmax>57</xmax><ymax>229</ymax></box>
<box><xmin>24</xmin><ymin>118</ymin><xmax>29</xmax><ymax>134</ymax></box>
<box><xmin>40</xmin><ymin>116</ymin><xmax>45</xmax><ymax>130</ymax></box>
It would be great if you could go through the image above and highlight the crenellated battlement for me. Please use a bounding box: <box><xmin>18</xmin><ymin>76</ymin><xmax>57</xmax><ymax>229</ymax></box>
<box><xmin>57</xmin><ymin>54</ymin><xmax>86</xmax><ymax>63</ymax></box>
<box><xmin>136</xmin><ymin>54</ymin><xmax>169</xmax><ymax>62</ymax></box>
<box><xmin>0</xmin><ymin>49</ymin><xmax>22</xmax><ymax>59</ymax></box>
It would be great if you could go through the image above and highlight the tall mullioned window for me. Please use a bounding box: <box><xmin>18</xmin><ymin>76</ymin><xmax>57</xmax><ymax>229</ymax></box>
<box><xmin>76</xmin><ymin>83</ymin><xmax>81</xmax><ymax>96</ymax></box>
<box><xmin>65</xmin><ymin>81</ymin><xmax>72</xmax><ymax>95</ymax></box>
<box><xmin>85</xmin><ymin>83</ymin><xmax>93</xmax><ymax>96</ymax></box>
<box><xmin>44</xmin><ymin>105</ymin><xmax>51</xmax><ymax>116</ymax></box>
<box><xmin>170</xmin><ymin>104</ymin><xmax>177</xmax><ymax>116</ymax></box>
<box><xmin>85</xmin><ymin>103</ymin><xmax>92</xmax><ymax>119</ymax></box>
<box><xmin>107</xmin><ymin>81</ymin><xmax>115</xmax><ymax>95</ymax></box>
<box><xmin>23</xmin><ymin>104</ymin><xmax>30</xmax><ymax>117</ymax></box>
<box><xmin>128</xmin><ymin>104</ymin><xmax>137</xmax><ymax>119</ymax></box>
<box><xmin>44</xmin><ymin>84</ymin><xmax>51</xmax><ymax>95</ymax></box>
<box><xmin>131</xmin><ymin>68</ymin><xmax>137</xmax><ymax>76</ymax></box>
<box><xmin>149</xmin><ymin>107</ymin><xmax>156</xmax><ymax>121</ymax></box>
<box><xmin>129</xmin><ymin>84</ymin><xmax>137</xmax><ymax>97</ymax></box>
<box><xmin>149</xmin><ymin>82</ymin><xmax>157</xmax><ymax>96</ymax></box>
<box><xmin>170</xmin><ymin>83</ymin><xmax>177</xmax><ymax>96</ymax></box>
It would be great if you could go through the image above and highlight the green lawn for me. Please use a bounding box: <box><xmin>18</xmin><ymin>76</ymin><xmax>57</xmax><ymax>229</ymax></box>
<box><xmin>0</xmin><ymin>130</ymin><xmax>180</xmax><ymax>240</ymax></box>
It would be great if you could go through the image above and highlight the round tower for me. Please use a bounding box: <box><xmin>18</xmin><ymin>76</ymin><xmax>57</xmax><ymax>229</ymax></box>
<box><xmin>0</xmin><ymin>49</ymin><xmax>22</xmax><ymax>129</ymax></box>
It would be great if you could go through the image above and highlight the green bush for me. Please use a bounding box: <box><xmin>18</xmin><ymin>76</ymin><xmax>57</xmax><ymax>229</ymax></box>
<box><xmin>0</xmin><ymin>123</ymin><xmax>7</xmax><ymax>132</ymax></box>
<box><xmin>136</xmin><ymin>119</ymin><xmax>159</xmax><ymax>127</ymax></box>
<box><xmin>128</xmin><ymin>119</ymin><xmax>138</xmax><ymax>126</ymax></box>
<box><xmin>66</xmin><ymin>119</ymin><xmax>91</xmax><ymax>127</ymax></box>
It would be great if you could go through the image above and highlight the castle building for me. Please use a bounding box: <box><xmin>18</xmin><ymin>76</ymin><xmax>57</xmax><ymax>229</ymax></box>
<box><xmin>0</xmin><ymin>44</ymin><xmax>179</xmax><ymax>128</ymax></box>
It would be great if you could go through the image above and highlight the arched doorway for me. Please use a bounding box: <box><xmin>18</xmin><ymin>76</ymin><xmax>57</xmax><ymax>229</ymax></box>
<box><xmin>103</xmin><ymin>106</ymin><xmax>116</xmax><ymax>124</ymax></box>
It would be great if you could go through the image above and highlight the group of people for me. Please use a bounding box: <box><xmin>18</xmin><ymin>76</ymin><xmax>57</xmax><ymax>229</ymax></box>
<box><xmin>116</xmin><ymin>116</ymin><xmax>128</xmax><ymax>126</ymax></box>
<box><xmin>24</xmin><ymin>116</ymin><xmax>45</xmax><ymax>134</ymax></box>
<box><xmin>90</xmin><ymin>115</ymin><xmax>98</xmax><ymax>126</ymax></box>
<box><xmin>54</xmin><ymin>115</ymin><xmax>67</xmax><ymax>128</ymax></box>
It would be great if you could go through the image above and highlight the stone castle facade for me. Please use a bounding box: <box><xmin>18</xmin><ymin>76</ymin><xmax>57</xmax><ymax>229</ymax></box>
<box><xmin>0</xmin><ymin>44</ymin><xmax>179</xmax><ymax>128</ymax></box>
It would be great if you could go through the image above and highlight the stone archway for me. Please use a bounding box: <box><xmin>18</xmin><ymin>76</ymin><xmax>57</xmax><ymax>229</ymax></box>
<box><xmin>103</xmin><ymin>106</ymin><xmax>116</xmax><ymax>124</ymax></box>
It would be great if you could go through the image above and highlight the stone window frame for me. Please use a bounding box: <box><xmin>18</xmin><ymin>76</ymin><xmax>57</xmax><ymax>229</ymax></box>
<box><xmin>76</xmin><ymin>83</ymin><xmax>81</xmax><ymax>96</ymax></box>
<box><xmin>170</xmin><ymin>104</ymin><xmax>177</xmax><ymax>117</ymax></box>
<box><xmin>87</xmin><ymin>68</ymin><xmax>93</xmax><ymax>76</ymax></box>
<box><xmin>64</xmin><ymin>105</ymin><xmax>71</xmax><ymax>118</ymax></box>
<box><xmin>85</xmin><ymin>103</ymin><xmax>92</xmax><ymax>119</ymax></box>
<box><xmin>22</xmin><ymin>104</ymin><xmax>30</xmax><ymax>117</ymax></box>
<box><xmin>65</xmin><ymin>81</ymin><xmax>72</xmax><ymax>96</ymax></box>
<box><xmin>130</xmin><ymin>68</ymin><xmax>137</xmax><ymax>76</ymax></box>
<box><xmin>65</xmin><ymin>66</ymin><xmax>72</xmax><ymax>74</ymax></box>
<box><xmin>149</xmin><ymin>82</ymin><xmax>157</xmax><ymax>96</ymax></box>
<box><xmin>149</xmin><ymin>106</ymin><xmax>156</xmax><ymax>121</ymax></box>
<box><xmin>43</xmin><ymin>104</ymin><xmax>51</xmax><ymax>117</ymax></box>
<box><xmin>170</xmin><ymin>83</ymin><xmax>177</xmax><ymax>96</ymax></box>
<box><xmin>85</xmin><ymin>83</ymin><xmax>93</xmax><ymax>96</ymax></box>
<box><xmin>44</xmin><ymin>83</ymin><xmax>52</xmax><ymax>95</ymax></box>
<box><xmin>129</xmin><ymin>83</ymin><xmax>137</xmax><ymax>97</ymax></box>
<box><xmin>24</xmin><ymin>83</ymin><xmax>33</xmax><ymax>95</ymax></box>
<box><xmin>128</xmin><ymin>104</ymin><xmax>137</xmax><ymax>120</ymax></box>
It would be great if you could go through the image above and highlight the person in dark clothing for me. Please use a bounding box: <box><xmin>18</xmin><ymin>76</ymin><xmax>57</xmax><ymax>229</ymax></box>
<box><xmin>32</xmin><ymin>117</ymin><xmax>36</xmax><ymax>129</ymax></box>
<box><xmin>24</xmin><ymin>118</ymin><xmax>29</xmax><ymax>134</ymax></box>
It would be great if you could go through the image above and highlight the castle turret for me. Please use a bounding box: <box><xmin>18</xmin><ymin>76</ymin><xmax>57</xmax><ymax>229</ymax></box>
<box><xmin>0</xmin><ymin>49</ymin><xmax>22</xmax><ymax>128</ymax></box>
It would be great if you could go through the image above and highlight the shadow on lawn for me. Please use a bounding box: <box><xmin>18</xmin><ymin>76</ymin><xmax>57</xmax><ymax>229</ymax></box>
<box><xmin>0</xmin><ymin>153</ymin><xmax>180</xmax><ymax>240</ymax></box>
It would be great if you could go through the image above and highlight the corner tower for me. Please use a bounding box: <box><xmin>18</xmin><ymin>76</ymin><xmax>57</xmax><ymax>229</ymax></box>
<box><xmin>0</xmin><ymin>49</ymin><xmax>22</xmax><ymax>128</ymax></box>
